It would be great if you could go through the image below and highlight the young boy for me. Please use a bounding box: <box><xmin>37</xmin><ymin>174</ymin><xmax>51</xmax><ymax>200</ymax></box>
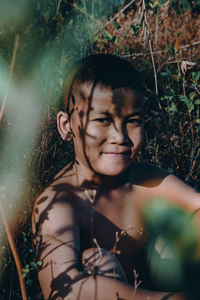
<box><xmin>32</xmin><ymin>54</ymin><xmax>200</xmax><ymax>300</ymax></box>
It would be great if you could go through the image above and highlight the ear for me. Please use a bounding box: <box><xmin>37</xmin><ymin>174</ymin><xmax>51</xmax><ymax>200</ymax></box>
<box><xmin>57</xmin><ymin>111</ymin><xmax>73</xmax><ymax>141</ymax></box>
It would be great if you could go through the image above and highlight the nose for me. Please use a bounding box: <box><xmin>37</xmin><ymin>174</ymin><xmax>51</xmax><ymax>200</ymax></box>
<box><xmin>108</xmin><ymin>123</ymin><xmax>130</xmax><ymax>145</ymax></box>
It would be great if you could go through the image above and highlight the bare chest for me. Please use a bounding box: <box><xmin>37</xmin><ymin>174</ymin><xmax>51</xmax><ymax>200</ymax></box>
<box><xmin>78</xmin><ymin>187</ymin><xmax>146</xmax><ymax>260</ymax></box>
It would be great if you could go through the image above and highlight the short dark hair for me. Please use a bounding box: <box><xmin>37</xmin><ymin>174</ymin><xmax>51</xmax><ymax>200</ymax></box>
<box><xmin>64</xmin><ymin>54</ymin><xmax>144</xmax><ymax>115</ymax></box>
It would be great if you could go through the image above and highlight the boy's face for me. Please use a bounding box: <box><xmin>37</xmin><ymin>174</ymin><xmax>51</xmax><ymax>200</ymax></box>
<box><xmin>69</xmin><ymin>84</ymin><xmax>143</xmax><ymax>177</ymax></box>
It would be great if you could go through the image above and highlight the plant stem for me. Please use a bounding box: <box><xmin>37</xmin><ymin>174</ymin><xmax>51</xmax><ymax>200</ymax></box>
<box><xmin>0</xmin><ymin>202</ymin><xmax>28</xmax><ymax>300</ymax></box>
<box><xmin>142</xmin><ymin>0</ymin><xmax>158</xmax><ymax>96</ymax></box>
<box><xmin>97</xmin><ymin>0</ymin><xmax>135</xmax><ymax>34</ymax></box>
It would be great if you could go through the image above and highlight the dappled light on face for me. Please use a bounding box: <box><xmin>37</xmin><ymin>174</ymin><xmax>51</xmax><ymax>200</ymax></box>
<box><xmin>69</xmin><ymin>83</ymin><xmax>143</xmax><ymax>177</ymax></box>
<box><xmin>112</xmin><ymin>88</ymin><xmax>143</xmax><ymax>118</ymax></box>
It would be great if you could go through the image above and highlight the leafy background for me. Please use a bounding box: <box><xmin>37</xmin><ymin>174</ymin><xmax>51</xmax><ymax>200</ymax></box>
<box><xmin>0</xmin><ymin>0</ymin><xmax>200</xmax><ymax>298</ymax></box>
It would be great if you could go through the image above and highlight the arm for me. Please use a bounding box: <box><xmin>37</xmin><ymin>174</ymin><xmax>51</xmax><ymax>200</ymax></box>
<box><xmin>151</xmin><ymin>174</ymin><xmax>200</xmax><ymax>225</ymax></box>
<box><xmin>32</xmin><ymin>190</ymin><xmax>186</xmax><ymax>300</ymax></box>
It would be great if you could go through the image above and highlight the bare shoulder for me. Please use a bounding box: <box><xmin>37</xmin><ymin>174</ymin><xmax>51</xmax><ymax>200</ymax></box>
<box><xmin>32</xmin><ymin>175</ymin><xmax>79</xmax><ymax>238</ymax></box>
<box><xmin>31</xmin><ymin>172</ymin><xmax>83</xmax><ymax>299</ymax></box>
<box><xmin>32</xmin><ymin>162</ymin><xmax>77</xmax><ymax>222</ymax></box>
<box><xmin>128</xmin><ymin>162</ymin><xmax>200</xmax><ymax>213</ymax></box>
<box><xmin>128</xmin><ymin>161</ymin><xmax>169</xmax><ymax>187</ymax></box>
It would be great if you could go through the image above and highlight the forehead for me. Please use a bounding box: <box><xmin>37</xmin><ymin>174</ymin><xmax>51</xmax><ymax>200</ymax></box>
<box><xmin>77</xmin><ymin>83</ymin><xmax>143</xmax><ymax>115</ymax></box>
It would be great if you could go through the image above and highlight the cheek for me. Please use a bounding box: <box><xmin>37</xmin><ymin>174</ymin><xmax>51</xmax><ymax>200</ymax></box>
<box><xmin>86</xmin><ymin>123</ymin><xmax>103</xmax><ymax>135</ymax></box>
<box><xmin>85</xmin><ymin>124</ymin><xmax>106</xmax><ymax>144</ymax></box>
<box><xmin>129</xmin><ymin>127</ymin><xmax>143</xmax><ymax>149</ymax></box>
<box><xmin>84</xmin><ymin>126</ymin><xmax>107</xmax><ymax>160</ymax></box>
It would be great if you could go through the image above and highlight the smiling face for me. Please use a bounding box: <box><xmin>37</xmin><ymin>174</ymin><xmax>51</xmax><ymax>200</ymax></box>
<box><xmin>69</xmin><ymin>83</ymin><xmax>144</xmax><ymax>177</ymax></box>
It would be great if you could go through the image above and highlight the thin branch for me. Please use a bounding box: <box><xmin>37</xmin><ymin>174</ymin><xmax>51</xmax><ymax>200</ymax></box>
<box><xmin>179</xmin><ymin>40</ymin><xmax>200</xmax><ymax>49</ymax></box>
<box><xmin>97</xmin><ymin>0</ymin><xmax>135</xmax><ymax>32</ymax></box>
<box><xmin>122</xmin><ymin>40</ymin><xmax>200</xmax><ymax>58</ymax></box>
<box><xmin>0</xmin><ymin>202</ymin><xmax>28</xmax><ymax>300</ymax></box>
<box><xmin>56</xmin><ymin>0</ymin><xmax>61</xmax><ymax>15</ymax></box>
<box><xmin>142</xmin><ymin>0</ymin><xmax>158</xmax><ymax>96</ymax></box>
<box><xmin>0</xmin><ymin>34</ymin><xmax>19</xmax><ymax>124</ymax></box>
<box><xmin>68</xmin><ymin>2</ymin><xmax>95</xmax><ymax>21</ymax></box>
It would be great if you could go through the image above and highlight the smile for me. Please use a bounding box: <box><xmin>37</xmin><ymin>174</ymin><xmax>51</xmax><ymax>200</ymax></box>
<box><xmin>102</xmin><ymin>151</ymin><xmax>131</xmax><ymax>158</ymax></box>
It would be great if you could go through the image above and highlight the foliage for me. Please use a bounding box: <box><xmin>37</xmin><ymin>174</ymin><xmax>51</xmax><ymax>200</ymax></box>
<box><xmin>142</xmin><ymin>198</ymin><xmax>200</xmax><ymax>299</ymax></box>
<box><xmin>0</xmin><ymin>0</ymin><xmax>200</xmax><ymax>298</ymax></box>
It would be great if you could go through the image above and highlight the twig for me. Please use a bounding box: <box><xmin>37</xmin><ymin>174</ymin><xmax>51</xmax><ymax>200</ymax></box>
<box><xmin>122</xmin><ymin>40</ymin><xmax>200</xmax><ymax>58</ymax></box>
<box><xmin>97</xmin><ymin>0</ymin><xmax>135</xmax><ymax>33</ymax></box>
<box><xmin>0</xmin><ymin>34</ymin><xmax>19</xmax><ymax>125</ymax></box>
<box><xmin>157</xmin><ymin>57</ymin><xmax>183</xmax><ymax>72</ymax></box>
<box><xmin>0</xmin><ymin>202</ymin><xmax>28</xmax><ymax>300</ymax></box>
<box><xmin>133</xmin><ymin>269</ymin><xmax>142</xmax><ymax>297</ymax></box>
<box><xmin>56</xmin><ymin>0</ymin><xmax>61</xmax><ymax>15</ymax></box>
<box><xmin>68</xmin><ymin>2</ymin><xmax>95</xmax><ymax>21</ymax></box>
<box><xmin>141</xmin><ymin>0</ymin><xmax>171</xmax><ymax>136</ymax></box>
<box><xmin>142</xmin><ymin>0</ymin><xmax>158</xmax><ymax>96</ymax></box>
<box><xmin>122</xmin><ymin>49</ymin><xmax>166</xmax><ymax>57</ymax></box>
<box><xmin>93</xmin><ymin>238</ymin><xmax>103</xmax><ymax>260</ymax></box>
<box><xmin>194</xmin><ymin>85</ymin><xmax>200</xmax><ymax>96</ymax></box>
<box><xmin>179</xmin><ymin>40</ymin><xmax>200</xmax><ymax>49</ymax></box>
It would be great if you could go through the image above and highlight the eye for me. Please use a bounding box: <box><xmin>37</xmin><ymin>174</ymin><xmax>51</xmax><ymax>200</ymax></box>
<box><xmin>94</xmin><ymin>118</ymin><xmax>112</xmax><ymax>125</ymax></box>
<box><xmin>127</xmin><ymin>118</ymin><xmax>142</xmax><ymax>126</ymax></box>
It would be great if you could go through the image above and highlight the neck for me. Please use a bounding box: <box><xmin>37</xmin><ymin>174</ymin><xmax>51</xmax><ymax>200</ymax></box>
<box><xmin>73</xmin><ymin>160</ymin><xmax>129</xmax><ymax>191</ymax></box>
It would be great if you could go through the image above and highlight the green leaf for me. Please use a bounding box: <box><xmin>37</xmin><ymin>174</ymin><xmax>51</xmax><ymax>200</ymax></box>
<box><xmin>111</xmin><ymin>35</ymin><xmax>117</xmax><ymax>43</ymax></box>
<box><xmin>131</xmin><ymin>24</ymin><xmax>141</xmax><ymax>36</ymax></box>
<box><xmin>179</xmin><ymin>95</ymin><xmax>194</xmax><ymax>112</ymax></box>
<box><xmin>192</xmin><ymin>71</ymin><xmax>200</xmax><ymax>82</ymax></box>
<box><xmin>166</xmin><ymin>86</ymin><xmax>175</xmax><ymax>96</ymax></box>
<box><xmin>142</xmin><ymin>197</ymin><xmax>198</xmax><ymax>262</ymax></box>
<box><xmin>189</xmin><ymin>92</ymin><xmax>195</xmax><ymax>100</ymax></box>
<box><xmin>113</xmin><ymin>21</ymin><xmax>121</xmax><ymax>29</ymax></box>
<box><xmin>189</xmin><ymin>103</ymin><xmax>194</xmax><ymax>112</ymax></box>
<box><xmin>170</xmin><ymin>102</ymin><xmax>178</xmax><ymax>112</ymax></box>
<box><xmin>195</xmin><ymin>99</ymin><xmax>200</xmax><ymax>105</ymax></box>
<box><xmin>102</xmin><ymin>30</ymin><xmax>114</xmax><ymax>42</ymax></box>
<box><xmin>196</xmin><ymin>119</ymin><xmax>200</xmax><ymax>124</ymax></box>
<box><xmin>36</xmin><ymin>261</ymin><xmax>42</xmax><ymax>267</ymax></box>
<box><xmin>179</xmin><ymin>95</ymin><xmax>188</xmax><ymax>102</ymax></box>
<box><xmin>124</xmin><ymin>44</ymin><xmax>129</xmax><ymax>53</ymax></box>
<box><xmin>167</xmin><ymin>45</ymin><xmax>177</xmax><ymax>56</ymax></box>
<box><xmin>30</xmin><ymin>261</ymin><xmax>37</xmax><ymax>268</ymax></box>
<box><xmin>161</xmin><ymin>67</ymin><xmax>172</xmax><ymax>78</ymax></box>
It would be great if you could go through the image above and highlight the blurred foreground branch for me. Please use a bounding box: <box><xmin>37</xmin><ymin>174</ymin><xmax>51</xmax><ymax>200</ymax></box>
<box><xmin>0</xmin><ymin>202</ymin><xmax>27</xmax><ymax>300</ymax></box>
<box><xmin>0</xmin><ymin>33</ymin><xmax>27</xmax><ymax>300</ymax></box>
<box><xmin>0</xmin><ymin>34</ymin><xmax>19</xmax><ymax>124</ymax></box>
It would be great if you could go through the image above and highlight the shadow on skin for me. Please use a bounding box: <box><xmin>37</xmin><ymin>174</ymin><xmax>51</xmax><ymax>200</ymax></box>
<box><xmin>32</xmin><ymin>175</ymin><xmax>170</xmax><ymax>300</ymax></box>
<box><xmin>32</xmin><ymin>83</ymin><xmax>170</xmax><ymax>298</ymax></box>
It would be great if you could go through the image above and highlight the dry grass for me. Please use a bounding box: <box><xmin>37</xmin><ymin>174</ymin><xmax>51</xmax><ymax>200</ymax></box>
<box><xmin>0</xmin><ymin>1</ymin><xmax>200</xmax><ymax>298</ymax></box>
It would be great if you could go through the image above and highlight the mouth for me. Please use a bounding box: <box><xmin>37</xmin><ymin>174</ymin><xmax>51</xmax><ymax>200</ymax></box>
<box><xmin>102</xmin><ymin>151</ymin><xmax>132</xmax><ymax>158</ymax></box>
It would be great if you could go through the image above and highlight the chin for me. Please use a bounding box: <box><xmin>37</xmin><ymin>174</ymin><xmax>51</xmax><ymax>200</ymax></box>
<box><xmin>97</xmin><ymin>165</ymin><xmax>129</xmax><ymax>177</ymax></box>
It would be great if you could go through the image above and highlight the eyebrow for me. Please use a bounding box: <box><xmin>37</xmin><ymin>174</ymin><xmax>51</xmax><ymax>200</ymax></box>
<box><xmin>125</xmin><ymin>111</ymin><xmax>143</xmax><ymax>118</ymax></box>
<box><xmin>92</xmin><ymin>111</ymin><xmax>143</xmax><ymax>118</ymax></box>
